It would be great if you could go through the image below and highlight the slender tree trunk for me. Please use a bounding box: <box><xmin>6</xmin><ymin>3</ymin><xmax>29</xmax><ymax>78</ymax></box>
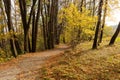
<box><xmin>54</xmin><ymin>0</ymin><xmax>59</xmax><ymax>45</ymax></box>
<box><xmin>41</xmin><ymin>2</ymin><xmax>47</xmax><ymax>49</ymax></box>
<box><xmin>77</xmin><ymin>0</ymin><xmax>84</xmax><ymax>42</ymax></box>
<box><xmin>80</xmin><ymin>0</ymin><xmax>84</xmax><ymax>12</ymax></box>
<box><xmin>92</xmin><ymin>0</ymin><xmax>96</xmax><ymax>16</ymax></box>
<box><xmin>32</xmin><ymin>10</ymin><xmax>36</xmax><ymax>52</ymax></box>
<box><xmin>47</xmin><ymin>0</ymin><xmax>57</xmax><ymax>49</ymax></box>
<box><xmin>14</xmin><ymin>35</ymin><xmax>22</xmax><ymax>54</ymax></box>
<box><xmin>32</xmin><ymin>0</ymin><xmax>42</xmax><ymax>52</ymax></box>
<box><xmin>109</xmin><ymin>22</ymin><xmax>120</xmax><ymax>45</ymax></box>
<box><xmin>18</xmin><ymin>0</ymin><xmax>37</xmax><ymax>53</ymax></box>
<box><xmin>99</xmin><ymin>0</ymin><xmax>108</xmax><ymax>43</ymax></box>
<box><xmin>3</xmin><ymin>0</ymin><xmax>18</xmax><ymax>57</ymax></box>
<box><xmin>18</xmin><ymin>0</ymin><xmax>28</xmax><ymax>52</ymax></box>
<box><xmin>41</xmin><ymin>0</ymin><xmax>59</xmax><ymax>49</ymax></box>
<box><xmin>92</xmin><ymin>0</ymin><xmax>103</xmax><ymax>49</ymax></box>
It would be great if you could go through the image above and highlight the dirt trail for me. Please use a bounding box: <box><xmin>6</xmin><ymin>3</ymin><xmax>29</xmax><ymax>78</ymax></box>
<box><xmin>0</xmin><ymin>44</ymin><xmax>69</xmax><ymax>80</ymax></box>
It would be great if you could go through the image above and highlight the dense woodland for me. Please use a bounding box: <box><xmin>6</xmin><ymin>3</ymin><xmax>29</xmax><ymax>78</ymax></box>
<box><xmin>0</xmin><ymin>0</ymin><xmax>120</xmax><ymax>60</ymax></box>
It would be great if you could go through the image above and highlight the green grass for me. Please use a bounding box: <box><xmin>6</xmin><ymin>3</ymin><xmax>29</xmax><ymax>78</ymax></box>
<box><xmin>39</xmin><ymin>41</ymin><xmax>120</xmax><ymax>80</ymax></box>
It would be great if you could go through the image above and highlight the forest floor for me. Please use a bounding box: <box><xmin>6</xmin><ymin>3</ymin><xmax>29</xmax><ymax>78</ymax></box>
<box><xmin>0</xmin><ymin>44</ymin><xmax>70</xmax><ymax>80</ymax></box>
<box><xmin>0</xmin><ymin>40</ymin><xmax>120</xmax><ymax>80</ymax></box>
<box><xmin>39</xmin><ymin>40</ymin><xmax>120</xmax><ymax>80</ymax></box>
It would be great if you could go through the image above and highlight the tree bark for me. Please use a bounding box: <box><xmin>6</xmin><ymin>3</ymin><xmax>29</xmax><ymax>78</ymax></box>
<box><xmin>54</xmin><ymin>0</ymin><xmax>59</xmax><ymax>45</ymax></box>
<box><xmin>32</xmin><ymin>0</ymin><xmax>42</xmax><ymax>52</ymax></box>
<box><xmin>3</xmin><ymin>0</ymin><xmax>18</xmax><ymax>57</ymax></box>
<box><xmin>109</xmin><ymin>22</ymin><xmax>120</xmax><ymax>45</ymax></box>
<box><xmin>92</xmin><ymin>0</ymin><xmax>96</xmax><ymax>16</ymax></box>
<box><xmin>92</xmin><ymin>0</ymin><xmax>103</xmax><ymax>49</ymax></box>
<box><xmin>99</xmin><ymin>0</ymin><xmax>108</xmax><ymax>43</ymax></box>
<box><xmin>18</xmin><ymin>0</ymin><xmax>37</xmax><ymax>52</ymax></box>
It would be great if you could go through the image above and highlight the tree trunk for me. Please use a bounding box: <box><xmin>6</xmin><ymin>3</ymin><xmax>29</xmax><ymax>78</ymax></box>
<box><xmin>41</xmin><ymin>0</ymin><xmax>59</xmax><ymax>49</ymax></box>
<box><xmin>92</xmin><ymin>0</ymin><xmax>96</xmax><ymax>16</ymax></box>
<box><xmin>32</xmin><ymin>0</ymin><xmax>41</xmax><ymax>52</ymax></box>
<box><xmin>92</xmin><ymin>0</ymin><xmax>103</xmax><ymax>49</ymax></box>
<box><xmin>99</xmin><ymin>0</ymin><xmax>108</xmax><ymax>43</ymax></box>
<box><xmin>41</xmin><ymin>2</ymin><xmax>48</xmax><ymax>49</ymax></box>
<box><xmin>18</xmin><ymin>0</ymin><xmax>37</xmax><ymax>53</ymax></box>
<box><xmin>3</xmin><ymin>0</ymin><xmax>18</xmax><ymax>57</ymax></box>
<box><xmin>54</xmin><ymin>0</ymin><xmax>59</xmax><ymax>45</ymax></box>
<box><xmin>109</xmin><ymin>22</ymin><xmax>120</xmax><ymax>45</ymax></box>
<box><xmin>80</xmin><ymin>0</ymin><xmax>84</xmax><ymax>12</ymax></box>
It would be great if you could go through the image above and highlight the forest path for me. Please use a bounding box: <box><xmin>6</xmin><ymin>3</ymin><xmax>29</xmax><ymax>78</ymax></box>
<box><xmin>0</xmin><ymin>44</ymin><xmax>70</xmax><ymax>80</ymax></box>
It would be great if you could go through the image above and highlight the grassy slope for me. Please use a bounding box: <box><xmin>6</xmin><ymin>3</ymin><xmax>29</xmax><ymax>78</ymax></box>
<box><xmin>40</xmin><ymin>40</ymin><xmax>120</xmax><ymax>80</ymax></box>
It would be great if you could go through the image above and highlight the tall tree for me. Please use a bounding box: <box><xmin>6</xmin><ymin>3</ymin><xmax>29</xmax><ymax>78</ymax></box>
<box><xmin>47</xmin><ymin>0</ymin><xmax>55</xmax><ymax>49</ymax></box>
<box><xmin>92</xmin><ymin>0</ymin><xmax>103</xmax><ymax>49</ymax></box>
<box><xmin>99</xmin><ymin>0</ymin><xmax>108</xmax><ymax>43</ymax></box>
<box><xmin>0</xmin><ymin>2</ymin><xmax>6</xmax><ymax>49</ymax></box>
<box><xmin>54</xmin><ymin>0</ymin><xmax>59</xmax><ymax>45</ymax></box>
<box><xmin>41</xmin><ymin>0</ymin><xmax>48</xmax><ymax>49</ymax></box>
<box><xmin>18</xmin><ymin>0</ymin><xmax>37</xmax><ymax>52</ymax></box>
<box><xmin>41</xmin><ymin>0</ymin><xmax>59</xmax><ymax>49</ymax></box>
<box><xmin>3</xmin><ymin>0</ymin><xmax>18</xmax><ymax>57</ymax></box>
<box><xmin>31</xmin><ymin>0</ymin><xmax>42</xmax><ymax>52</ymax></box>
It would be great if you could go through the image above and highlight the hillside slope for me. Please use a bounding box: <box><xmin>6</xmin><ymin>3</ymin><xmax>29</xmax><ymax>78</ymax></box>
<box><xmin>40</xmin><ymin>42</ymin><xmax>120</xmax><ymax>80</ymax></box>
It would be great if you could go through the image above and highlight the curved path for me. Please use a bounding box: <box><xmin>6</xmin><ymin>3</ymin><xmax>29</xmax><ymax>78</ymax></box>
<box><xmin>0</xmin><ymin>44</ymin><xmax>69</xmax><ymax>80</ymax></box>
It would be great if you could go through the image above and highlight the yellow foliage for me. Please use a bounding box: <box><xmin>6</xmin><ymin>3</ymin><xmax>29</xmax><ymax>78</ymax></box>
<box><xmin>58</xmin><ymin>3</ymin><xmax>97</xmax><ymax>42</ymax></box>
